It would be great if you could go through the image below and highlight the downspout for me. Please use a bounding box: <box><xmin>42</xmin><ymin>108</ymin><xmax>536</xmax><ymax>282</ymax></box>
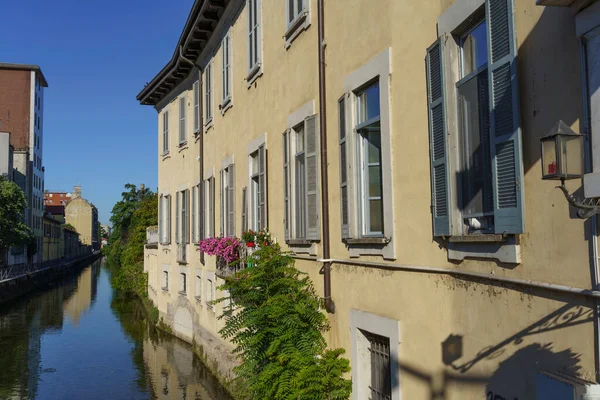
<box><xmin>180</xmin><ymin>47</ymin><xmax>205</xmax><ymax>264</ymax></box>
<box><xmin>317</xmin><ymin>0</ymin><xmax>334</xmax><ymax>313</ymax></box>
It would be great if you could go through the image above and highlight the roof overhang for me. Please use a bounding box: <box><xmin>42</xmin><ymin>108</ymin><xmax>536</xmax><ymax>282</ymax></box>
<box><xmin>0</xmin><ymin>63</ymin><xmax>48</xmax><ymax>87</ymax></box>
<box><xmin>136</xmin><ymin>0</ymin><xmax>229</xmax><ymax>107</ymax></box>
<box><xmin>536</xmin><ymin>0</ymin><xmax>598</xmax><ymax>12</ymax></box>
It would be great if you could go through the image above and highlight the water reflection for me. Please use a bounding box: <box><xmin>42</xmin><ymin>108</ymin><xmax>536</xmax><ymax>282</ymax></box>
<box><xmin>0</xmin><ymin>259</ymin><xmax>232</xmax><ymax>400</ymax></box>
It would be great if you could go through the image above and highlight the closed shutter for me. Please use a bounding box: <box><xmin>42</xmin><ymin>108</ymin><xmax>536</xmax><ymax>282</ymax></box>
<box><xmin>210</xmin><ymin>177</ymin><xmax>215</xmax><ymax>237</ymax></box>
<box><xmin>426</xmin><ymin>38</ymin><xmax>451</xmax><ymax>236</ymax></box>
<box><xmin>228</xmin><ymin>164</ymin><xmax>235</xmax><ymax>236</ymax></box>
<box><xmin>159</xmin><ymin>196</ymin><xmax>164</xmax><ymax>243</ymax></box>
<box><xmin>283</xmin><ymin>130</ymin><xmax>291</xmax><ymax>241</ymax></box>
<box><xmin>258</xmin><ymin>145</ymin><xmax>267</xmax><ymax>230</ymax></box>
<box><xmin>220</xmin><ymin>169</ymin><xmax>225</xmax><ymax>236</ymax></box>
<box><xmin>241</xmin><ymin>187</ymin><xmax>247</xmax><ymax>234</ymax></box>
<box><xmin>486</xmin><ymin>0</ymin><xmax>524</xmax><ymax>234</ymax></box>
<box><xmin>176</xmin><ymin>192</ymin><xmax>181</xmax><ymax>244</ymax></box>
<box><xmin>200</xmin><ymin>182</ymin><xmax>205</xmax><ymax>240</ymax></box>
<box><xmin>304</xmin><ymin>115</ymin><xmax>320</xmax><ymax>240</ymax></box>
<box><xmin>338</xmin><ymin>95</ymin><xmax>350</xmax><ymax>239</ymax></box>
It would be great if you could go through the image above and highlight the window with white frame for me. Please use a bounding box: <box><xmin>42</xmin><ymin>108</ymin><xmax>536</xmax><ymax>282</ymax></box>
<box><xmin>180</xmin><ymin>273</ymin><xmax>187</xmax><ymax>294</ymax></box>
<box><xmin>222</xmin><ymin>33</ymin><xmax>232</xmax><ymax>107</ymax></box>
<box><xmin>179</xmin><ymin>96</ymin><xmax>187</xmax><ymax>145</ymax></box>
<box><xmin>338</xmin><ymin>49</ymin><xmax>395</xmax><ymax>258</ymax></box>
<box><xmin>162</xmin><ymin>111</ymin><xmax>169</xmax><ymax>154</ymax></box>
<box><xmin>162</xmin><ymin>271</ymin><xmax>169</xmax><ymax>290</ymax></box>
<box><xmin>205</xmin><ymin>62</ymin><xmax>213</xmax><ymax>124</ymax></box>
<box><xmin>426</xmin><ymin>0</ymin><xmax>524</xmax><ymax>237</ymax></box>
<box><xmin>160</xmin><ymin>194</ymin><xmax>171</xmax><ymax>244</ymax></box>
<box><xmin>248</xmin><ymin>145</ymin><xmax>267</xmax><ymax>231</ymax></box>
<box><xmin>287</xmin><ymin>0</ymin><xmax>306</xmax><ymax>26</ymax></box>
<box><xmin>203</xmin><ymin>176</ymin><xmax>215</xmax><ymax>238</ymax></box>
<box><xmin>192</xmin><ymin>185</ymin><xmax>199</xmax><ymax>243</ymax></box>
<box><xmin>207</xmin><ymin>279</ymin><xmax>214</xmax><ymax>308</ymax></box>
<box><xmin>247</xmin><ymin>0</ymin><xmax>262</xmax><ymax>77</ymax></box>
<box><xmin>176</xmin><ymin>190</ymin><xmax>189</xmax><ymax>245</ymax></box>
<box><xmin>195</xmin><ymin>275</ymin><xmax>202</xmax><ymax>299</ymax></box>
<box><xmin>284</xmin><ymin>0</ymin><xmax>309</xmax><ymax>47</ymax></box>
<box><xmin>221</xmin><ymin>164</ymin><xmax>235</xmax><ymax>237</ymax></box>
<box><xmin>283</xmin><ymin>115</ymin><xmax>319</xmax><ymax>241</ymax></box>
<box><xmin>193</xmin><ymin>80</ymin><xmax>200</xmax><ymax>134</ymax></box>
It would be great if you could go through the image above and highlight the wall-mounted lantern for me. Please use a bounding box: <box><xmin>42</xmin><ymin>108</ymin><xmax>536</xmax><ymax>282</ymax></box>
<box><xmin>540</xmin><ymin>120</ymin><xmax>600</xmax><ymax>219</ymax></box>
<box><xmin>540</xmin><ymin>120</ymin><xmax>584</xmax><ymax>181</ymax></box>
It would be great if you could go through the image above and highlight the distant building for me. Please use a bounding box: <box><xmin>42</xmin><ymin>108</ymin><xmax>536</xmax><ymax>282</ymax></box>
<box><xmin>44</xmin><ymin>191</ymin><xmax>72</xmax><ymax>207</ymax></box>
<box><xmin>42</xmin><ymin>215</ymin><xmax>62</xmax><ymax>262</ymax></box>
<box><xmin>64</xmin><ymin>186</ymin><xmax>99</xmax><ymax>250</ymax></box>
<box><xmin>0</xmin><ymin>132</ymin><xmax>13</xmax><ymax>180</ymax></box>
<box><xmin>0</xmin><ymin>63</ymin><xmax>48</xmax><ymax>265</ymax></box>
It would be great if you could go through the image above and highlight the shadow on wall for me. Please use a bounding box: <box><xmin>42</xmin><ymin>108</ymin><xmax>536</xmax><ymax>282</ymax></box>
<box><xmin>395</xmin><ymin>303</ymin><xmax>591</xmax><ymax>399</ymax></box>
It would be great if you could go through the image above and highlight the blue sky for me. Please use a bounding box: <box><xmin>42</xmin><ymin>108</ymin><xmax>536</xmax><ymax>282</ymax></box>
<box><xmin>0</xmin><ymin>0</ymin><xmax>194</xmax><ymax>224</ymax></box>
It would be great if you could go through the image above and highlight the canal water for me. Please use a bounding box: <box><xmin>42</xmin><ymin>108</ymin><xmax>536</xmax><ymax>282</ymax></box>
<box><xmin>0</xmin><ymin>259</ymin><xmax>233</xmax><ymax>400</ymax></box>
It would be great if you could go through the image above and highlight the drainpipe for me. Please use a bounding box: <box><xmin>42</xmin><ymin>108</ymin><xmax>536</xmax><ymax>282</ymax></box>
<box><xmin>317</xmin><ymin>0</ymin><xmax>334</xmax><ymax>313</ymax></box>
<box><xmin>179</xmin><ymin>48</ymin><xmax>205</xmax><ymax>263</ymax></box>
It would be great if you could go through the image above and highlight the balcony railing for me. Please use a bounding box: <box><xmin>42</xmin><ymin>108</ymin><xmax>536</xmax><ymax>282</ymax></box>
<box><xmin>177</xmin><ymin>243</ymin><xmax>187</xmax><ymax>264</ymax></box>
<box><xmin>146</xmin><ymin>226</ymin><xmax>159</xmax><ymax>247</ymax></box>
<box><xmin>215</xmin><ymin>246</ymin><xmax>249</xmax><ymax>279</ymax></box>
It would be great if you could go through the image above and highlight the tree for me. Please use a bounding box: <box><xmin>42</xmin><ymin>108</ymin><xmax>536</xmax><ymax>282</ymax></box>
<box><xmin>63</xmin><ymin>223</ymin><xmax>77</xmax><ymax>233</ymax></box>
<box><xmin>217</xmin><ymin>244</ymin><xmax>352</xmax><ymax>400</ymax></box>
<box><xmin>0</xmin><ymin>176</ymin><xmax>33</xmax><ymax>265</ymax></box>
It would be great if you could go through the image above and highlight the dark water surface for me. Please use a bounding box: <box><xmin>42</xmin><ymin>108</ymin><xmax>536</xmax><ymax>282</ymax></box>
<box><xmin>0</xmin><ymin>259</ymin><xmax>233</xmax><ymax>400</ymax></box>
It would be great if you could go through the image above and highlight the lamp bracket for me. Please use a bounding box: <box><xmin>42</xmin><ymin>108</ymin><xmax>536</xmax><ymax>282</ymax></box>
<box><xmin>557</xmin><ymin>180</ymin><xmax>600</xmax><ymax>219</ymax></box>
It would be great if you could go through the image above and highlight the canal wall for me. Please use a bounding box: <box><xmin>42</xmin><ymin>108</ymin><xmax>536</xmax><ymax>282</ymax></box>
<box><xmin>0</xmin><ymin>253</ymin><xmax>102</xmax><ymax>305</ymax></box>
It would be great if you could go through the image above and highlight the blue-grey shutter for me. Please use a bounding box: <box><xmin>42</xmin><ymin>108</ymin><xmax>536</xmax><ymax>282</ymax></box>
<box><xmin>175</xmin><ymin>192</ymin><xmax>180</xmax><ymax>243</ymax></box>
<box><xmin>159</xmin><ymin>196</ymin><xmax>164</xmax><ymax>243</ymax></box>
<box><xmin>228</xmin><ymin>164</ymin><xmax>235</xmax><ymax>236</ymax></box>
<box><xmin>486</xmin><ymin>0</ymin><xmax>524</xmax><ymax>234</ymax></box>
<box><xmin>426</xmin><ymin>39</ymin><xmax>451</xmax><ymax>236</ymax></box>
<box><xmin>220</xmin><ymin>169</ymin><xmax>224</xmax><ymax>236</ymax></box>
<box><xmin>191</xmin><ymin>188</ymin><xmax>196</xmax><ymax>242</ymax></box>
<box><xmin>339</xmin><ymin>95</ymin><xmax>350</xmax><ymax>240</ymax></box>
<box><xmin>200</xmin><ymin>183</ymin><xmax>205</xmax><ymax>241</ymax></box>
<box><xmin>209</xmin><ymin>177</ymin><xmax>215</xmax><ymax>237</ymax></box>
<box><xmin>283</xmin><ymin>130</ymin><xmax>291</xmax><ymax>241</ymax></box>
<box><xmin>241</xmin><ymin>186</ymin><xmax>247</xmax><ymax>235</ymax></box>
<box><xmin>305</xmin><ymin>115</ymin><xmax>320</xmax><ymax>240</ymax></box>
<box><xmin>258</xmin><ymin>145</ymin><xmax>267</xmax><ymax>230</ymax></box>
<box><xmin>167</xmin><ymin>195</ymin><xmax>171</xmax><ymax>243</ymax></box>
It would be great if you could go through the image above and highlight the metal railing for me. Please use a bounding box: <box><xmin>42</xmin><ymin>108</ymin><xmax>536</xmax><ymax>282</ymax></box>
<box><xmin>0</xmin><ymin>253</ymin><xmax>96</xmax><ymax>283</ymax></box>
<box><xmin>215</xmin><ymin>246</ymin><xmax>249</xmax><ymax>279</ymax></box>
<box><xmin>146</xmin><ymin>226</ymin><xmax>159</xmax><ymax>246</ymax></box>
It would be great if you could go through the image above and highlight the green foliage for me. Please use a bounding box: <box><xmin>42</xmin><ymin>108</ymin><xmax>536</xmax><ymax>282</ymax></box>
<box><xmin>217</xmin><ymin>244</ymin><xmax>352</xmax><ymax>400</ymax></box>
<box><xmin>63</xmin><ymin>223</ymin><xmax>78</xmax><ymax>233</ymax></box>
<box><xmin>0</xmin><ymin>176</ymin><xmax>33</xmax><ymax>259</ymax></box>
<box><xmin>104</xmin><ymin>184</ymin><xmax>157</xmax><ymax>298</ymax></box>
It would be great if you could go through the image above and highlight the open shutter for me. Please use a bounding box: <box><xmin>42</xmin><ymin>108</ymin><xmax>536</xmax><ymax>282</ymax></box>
<box><xmin>426</xmin><ymin>38</ymin><xmax>451</xmax><ymax>236</ymax></box>
<box><xmin>283</xmin><ymin>130</ymin><xmax>291</xmax><ymax>241</ymax></box>
<box><xmin>258</xmin><ymin>145</ymin><xmax>267</xmax><ymax>230</ymax></box>
<box><xmin>304</xmin><ymin>115</ymin><xmax>320</xmax><ymax>240</ymax></box>
<box><xmin>186</xmin><ymin>190</ymin><xmax>190</xmax><ymax>243</ymax></box>
<box><xmin>241</xmin><ymin>187</ymin><xmax>247</xmax><ymax>234</ymax></box>
<box><xmin>175</xmin><ymin>192</ymin><xmax>180</xmax><ymax>243</ymax></box>
<box><xmin>338</xmin><ymin>95</ymin><xmax>350</xmax><ymax>239</ymax></box>
<box><xmin>159</xmin><ymin>196</ymin><xmax>164</xmax><ymax>243</ymax></box>
<box><xmin>200</xmin><ymin>183</ymin><xmax>205</xmax><ymax>241</ymax></box>
<box><xmin>167</xmin><ymin>195</ymin><xmax>171</xmax><ymax>243</ymax></box>
<box><xmin>228</xmin><ymin>164</ymin><xmax>235</xmax><ymax>236</ymax></box>
<box><xmin>220</xmin><ymin>170</ymin><xmax>225</xmax><ymax>236</ymax></box>
<box><xmin>191</xmin><ymin>188</ymin><xmax>196</xmax><ymax>242</ymax></box>
<box><xmin>209</xmin><ymin>177</ymin><xmax>215</xmax><ymax>237</ymax></box>
<box><xmin>486</xmin><ymin>0</ymin><xmax>524</xmax><ymax>234</ymax></box>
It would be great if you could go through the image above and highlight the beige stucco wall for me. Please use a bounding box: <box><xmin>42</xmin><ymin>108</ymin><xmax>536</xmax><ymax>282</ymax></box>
<box><xmin>145</xmin><ymin>0</ymin><xmax>598</xmax><ymax>398</ymax></box>
<box><xmin>65</xmin><ymin>197</ymin><xmax>94</xmax><ymax>246</ymax></box>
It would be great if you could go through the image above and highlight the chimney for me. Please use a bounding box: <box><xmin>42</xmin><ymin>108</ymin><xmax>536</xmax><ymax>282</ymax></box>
<box><xmin>140</xmin><ymin>184</ymin><xmax>145</xmax><ymax>191</ymax></box>
<box><xmin>73</xmin><ymin>186</ymin><xmax>82</xmax><ymax>198</ymax></box>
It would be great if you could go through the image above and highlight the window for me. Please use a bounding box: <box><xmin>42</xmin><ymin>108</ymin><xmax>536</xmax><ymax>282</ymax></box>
<box><xmin>163</xmin><ymin>110</ymin><xmax>170</xmax><ymax>154</ymax></box>
<box><xmin>287</xmin><ymin>0</ymin><xmax>305</xmax><ymax>25</ymax></box>
<box><xmin>162</xmin><ymin>271</ymin><xmax>169</xmax><ymax>290</ymax></box>
<box><xmin>356</xmin><ymin>82</ymin><xmax>383</xmax><ymax>237</ymax></box>
<box><xmin>195</xmin><ymin>275</ymin><xmax>202</xmax><ymax>300</ymax></box>
<box><xmin>192</xmin><ymin>184</ymin><xmax>199</xmax><ymax>243</ymax></box>
<box><xmin>247</xmin><ymin>0</ymin><xmax>261</xmax><ymax>77</ymax></box>
<box><xmin>180</xmin><ymin>273</ymin><xmax>187</xmax><ymax>294</ymax></box>
<box><xmin>222</xmin><ymin>33</ymin><xmax>232</xmax><ymax>108</ymax></box>
<box><xmin>205</xmin><ymin>62</ymin><xmax>213</xmax><ymax>124</ymax></box>
<box><xmin>179</xmin><ymin>96</ymin><xmax>187</xmax><ymax>145</ymax></box>
<box><xmin>160</xmin><ymin>194</ymin><xmax>171</xmax><ymax>244</ymax></box>
<box><xmin>193</xmin><ymin>80</ymin><xmax>200</xmax><ymax>134</ymax></box>
<box><xmin>283</xmin><ymin>115</ymin><xmax>319</xmax><ymax>241</ymax></box>
<box><xmin>426</xmin><ymin>0</ymin><xmax>524</xmax><ymax>237</ymax></box>
<box><xmin>203</xmin><ymin>177</ymin><xmax>215</xmax><ymax>238</ymax></box>
<box><xmin>207</xmin><ymin>279</ymin><xmax>214</xmax><ymax>308</ymax></box>
<box><xmin>221</xmin><ymin>164</ymin><xmax>235</xmax><ymax>237</ymax></box>
<box><xmin>284</xmin><ymin>0</ymin><xmax>309</xmax><ymax>47</ymax></box>
<box><xmin>363</xmin><ymin>331</ymin><xmax>391</xmax><ymax>400</ymax></box>
<box><xmin>176</xmin><ymin>190</ymin><xmax>189</xmax><ymax>244</ymax></box>
<box><xmin>249</xmin><ymin>146</ymin><xmax>267</xmax><ymax>231</ymax></box>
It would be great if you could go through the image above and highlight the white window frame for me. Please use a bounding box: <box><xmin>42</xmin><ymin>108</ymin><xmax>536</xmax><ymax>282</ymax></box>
<box><xmin>161</xmin><ymin>264</ymin><xmax>170</xmax><ymax>291</ymax></box>
<box><xmin>195</xmin><ymin>272</ymin><xmax>202</xmax><ymax>302</ymax></box>
<box><xmin>284</xmin><ymin>0</ymin><xmax>310</xmax><ymax>49</ymax></box>
<box><xmin>206</xmin><ymin>271</ymin><xmax>215</xmax><ymax>312</ymax></box>
<box><xmin>204</xmin><ymin>60</ymin><xmax>213</xmax><ymax>128</ymax></box>
<box><xmin>221</xmin><ymin>156</ymin><xmax>235</xmax><ymax>237</ymax></box>
<box><xmin>341</xmin><ymin>48</ymin><xmax>395</xmax><ymax>260</ymax></box>
<box><xmin>160</xmin><ymin>193</ymin><xmax>171</xmax><ymax>245</ymax></box>
<box><xmin>193</xmin><ymin>80</ymin><xmax>201</xmax><ymax>134</ymax></box>
<box><xmin>162</xmin><ymin>110</ymin><xmax>170</xmax><ymax>155</ymax></box>
<box><xmin>247</xmin><ymin>133</ymin><xmax>267</xmax><ymax>231</ymax></box>
<box><xmin>350</xmin><ymin>309</ymin><xmax>400</xmax><ymax>400</ymax></box>
<box><xmin>203</xmin><ymin>169</ymin><xmax>216</xmax><ymax>239</ymax></box>
<box><xmin>221</xmin><ymin>31</ymin><xmax>233</xmax><ymax>114</ymax></box>
<box><xmin>179</xmin><ymin>96</ymin><xmax>187</xmax><ymax>145</ymax></box>
<box><xmin>247</xmin><ymin>0</ymin><xmax>263</xmax><ymax>85</ymax></box>
<box><xmin>192</xmin><ymin>184</ymin><xmax>200</xmax><ymax>243</ymax></box>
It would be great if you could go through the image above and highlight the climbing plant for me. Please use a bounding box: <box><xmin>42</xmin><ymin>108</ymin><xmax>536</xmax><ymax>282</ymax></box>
<box><xmin>216</xmin><ymin>243</ymin><xmax>352</xmax><ymax>400</ymax></box>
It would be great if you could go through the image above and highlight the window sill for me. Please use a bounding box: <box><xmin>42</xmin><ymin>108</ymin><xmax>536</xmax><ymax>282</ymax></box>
<box><xmin>285</xmin><ymin>11</ymin><xmax>310</xmax><ymax>49</ymax></box>
<box><xmin>194</xmin><ymin>296</ymin><xmax>202</xmax><ymax>304</ymax></box>
<box><xmin>343</xmin><ymin>237</ymin><xmax>391</xmax><ymax>245</ymax></box>
<box><xmin>177</xmin><ymin>260</ymin><xmax>188</xmax><ymax>265</ymax></box>
<box><xmin>178</xmin><ymin>291</ymin><xmax>187</xmax><ymax>296</ymax></box>
<box><xmin>448</xmin><ymin>236</ymin><xmax>521</xmax><ymax>264</ymax></box>
<box><xmin>161</xmin><ymin>152</ymin><xmax>171</xmax><ymax>161</ymax></box>
<box><xmin>449</xmin><ymin>234</ymin><xmax>507</xmax><ymax>243</ymax></box>
<box><xmin>161</xmin><ymin>287</ymin><xmax>169</xmax><ymax>292</ymax></box>
<box><xmin>204</xmin><ymin>118</ymin><xmax>214</xmax><ymax>131</ymax></box>
<box><xmin>246</xmin><ymin>64</ymin><xmax>263</xmax><ymax>87</ymax></box>
<box><xmin>178</xmin><ymin>142</ymin><xmax>188</xmax><ymax>152</ymax></box>
<box><xmin>286</xmin><ymin>239</ymin><xmax>316</xmax><ymax>246</ymax></box>
<box><xmin>194</xmin><ymin>130</ymin><xmax>202</xmax><ymax>142</ymax></box>
<box><xmin>220</xmin><ymin>98</ymin><xmax>232</xmax><ymax>115</ymax></box>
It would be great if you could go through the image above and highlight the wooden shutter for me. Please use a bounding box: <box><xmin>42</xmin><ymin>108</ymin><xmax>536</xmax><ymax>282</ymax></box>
<box><xmin>185</xmin><ymin>189</ymin><xmax>190</xmax><ymax>243</ymax></box>
<box><xmin>241</xmin><ymin>187</ymin><xmax>247</xmax><ymax>234</ymax></box>
<box><xmin>176</xmin><ymin>192</ymin><xmax>181</xmax><ymax>244</ymax></box>
<box><xmin>304</xmin><ymin>115</ymin><xmax>320</xmax><ymax>240</ymax></box>
<box><xmin>258</xmin><ymin>145</ymin><xmax>267</xmax><ymax>230</ymax></box>
<box><xmin>209</xmin><ymin>177</ymin><xmax>215</xmax><ymax>237</ymax></box>
<box><xmin>159</xmin><ymin>196</ymin><xmax>164</xmax><ymax>243</ymax></box>
<box><xmin>228</xmin><ymin>164</ymin><xmax>235</xmax><ymax>236</ymax></box>
<box><xmin>426</xmin><ymin>38</ymin><xmax>451</xmax><ymax>236</ymax></box>
<box><xmin>338</xmin><ymin>95</ymin><xmax>350</xmax><ymax>239</ymax></box>
<box><xmin>191</xmin><ymin>188</ymin><xmax>196</xmax><ymax>242</ymax></box>
<box><xmin>486</xmin><ymin>0</ymin><xmax>524</xmax><ymax>234</ymax></box>
<box><xmin>283</xmin><ymin>130</ymin><xmax>291</xmax><ymax>241</ymax></box>
<box><xmin>220</xmin><ymin>169</ymin><xmax>225</xmax><ymax>236</ymax></box>
<box><xmin>167</xmin><ymin>195</ymin><xmax>171</xmax><ymax>243</ymax></box>
<box><xmin>200</xmin><ymin>182</ymin><xmax>205</xmax><ymax>241</ymax></box>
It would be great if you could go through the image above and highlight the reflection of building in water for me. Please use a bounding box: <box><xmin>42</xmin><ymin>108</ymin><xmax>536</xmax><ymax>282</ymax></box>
<box><xmin>143</xmin><ymin>336</ymin><xmax>225</xmax><ymax>400</ymax></box>
<box><xmin>63</xmin><ymin>267</ymin><xmax>93</xmax><ymax>326</ymax></box>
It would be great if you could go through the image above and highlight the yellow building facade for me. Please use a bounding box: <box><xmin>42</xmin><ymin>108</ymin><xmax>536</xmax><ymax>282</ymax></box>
<box><xmin>140</xmin><ymin>0</ymin><xmax>600</xmax><ymax>398</ymax></box>
<box><xmin>64</xmin><ymin>187</ymin><xmax>99</xmax><ymax>250</ymax></box>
